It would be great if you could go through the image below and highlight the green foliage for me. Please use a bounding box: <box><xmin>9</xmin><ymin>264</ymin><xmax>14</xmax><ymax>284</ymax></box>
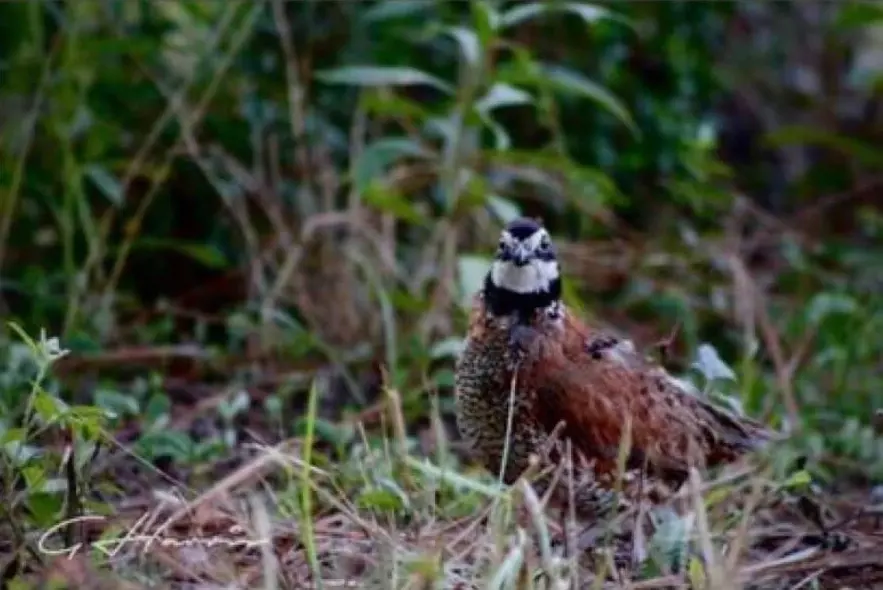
<box><xmin>0</xmin><ymin>324</ymin><xmax>108</xmax><ymax>558</ymax></box>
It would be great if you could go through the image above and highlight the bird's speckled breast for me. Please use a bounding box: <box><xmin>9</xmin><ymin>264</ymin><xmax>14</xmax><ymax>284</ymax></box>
<box><xmin>453</xmin><ymin>312</ymin><xmax>546</xmax><ymax>483</ymax></box>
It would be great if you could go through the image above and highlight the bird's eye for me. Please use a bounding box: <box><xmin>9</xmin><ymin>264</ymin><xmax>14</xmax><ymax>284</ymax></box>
<box><xmin>538</xmin><ymin>238</ymin><xmax>551</xmax><ymax>252</ymax></box>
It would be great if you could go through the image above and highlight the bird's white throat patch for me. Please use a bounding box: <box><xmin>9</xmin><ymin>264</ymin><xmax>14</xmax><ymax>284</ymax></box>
<box><xmin>490</xmin><ymin>259</ymin><xmax>559</xmax><ymax>294</ymax></box>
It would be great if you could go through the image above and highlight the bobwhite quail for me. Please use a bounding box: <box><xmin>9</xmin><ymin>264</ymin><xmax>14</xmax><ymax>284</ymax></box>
<box><xmin>454</xmin><ymin>217</ymin><xmax>772</xmax><ymax>519</ymax></box>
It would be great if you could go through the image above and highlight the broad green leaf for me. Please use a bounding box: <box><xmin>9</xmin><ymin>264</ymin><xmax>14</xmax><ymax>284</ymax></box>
<box><xmin>482</xmin><ymin>116</ymin><xmax>513</xmax><ymax>151</ymax></box>
<box><xmin>316</xmin><ymin>66</ymin><xmax>454</xmax><ymax>95</ymax></box>
<box><xmin>481</xmin><ymin>149</ymin><xmax>623</xmax><ymax>207</ymax></box>
<box><xmin>806</xmin><ymin>292</ymin><xmax>860</xmax><ymax>326</ymax></box>
<box><xmin>430</xmin><ymin>337</ymin><xmax>465</xmax><ymax>360</ymax></box>
<box><xmin>475</xmin><ymin>82</ymin><xmax>533</xmax><ymax>114</ymax></box>
<box><xmin>26</xmin><ymin>492</ymin><xmax>64</xmax><ymax>527</ymax></box>
<box><xmin>361</xmin><ymin>92</ymin><xmax>432</xmax><ymax>121</ymax></box>
<box><xmin>442</xmin><ymin>26</ymin><xmax>482</xmax><ymax>69</ymax></box>
<box><xmin>22</xmin><ymin>464</ymin><xmax>46</xmax><ymax>490</ymax></box>
<box><xmin>362</xmin><ymin>0</ymin><xmax>434</xmax><ymax>22</ymax></box>
<box><xmin>84</xmin><ymin>164</ymin><xmax>124</xmax><ymax>206</ymax></box>
<box><xmin>1</xmin><ymin>427</ymin><xmax>27</xmax><ymax>445</ymax></box>
<box><xmin>431</xmin><ymin>368</ymin><xmax>455</xmax><ymax>388</ymax></box>
<box><xmin>353</xmin><ymin>137</ymin><xmax>433</xmax><ymax>192</ymax></box>
<box><xmin>649</xmin><ymin>507</ymin><xmax>691</xmax><ymax>571</ymax></box>
<box><xmin>7</xmin><ymin>321</ymin><xmax>39</xmax><ymax>357</ymax></box>
<box><xmin>486</xmin><ymin>194</ymin><xmax>522</xmax><ymax>224</ymax></box>
<box><xmin>3</xmin><ymin>440</ymin><xmax>40</xmax><ymax>464</ymax></box>
<box><xmin>691</xmin><ymin>343</ymin><xmax>736</xmax><ymax>383</ymax></box>
<box><xmin>474</xmin><ymin>84</ymin><xmax>533</xmax><ymax>149</ymax></box>
<box><xmin>357</xmin><ymin>488</ymin><xmax>405</xmax><ymax>512</ymax></box>
<box><xmin>687</xmin><ymin>556</ymin><xmax>706</xmax><ymax>589</ymax></box>
<box><xmin>136</xmin><ymin>430</ymin><xmax>192</xmax><ymax>462</ymax></box>
<box><xmin>144</xmin><ymin>393</ymin><xmax>171</xmax><ymax>428</ymax></box>
<box><xmin>471</xmin><ymin>0</ymin><xmax>500</xmax><ymax>44</ymax></box>
<box><xmin>836</xmin><ymin>3</ymin><xmax>883</xmax><ymax>29</ymax></box>
<box><xmin>784</xmin><ymin>469</ymin><xmax>812</xmax><ymax>489</ymax></box>
<box><xmin>541</xmin><ymin>65</ymin><xmax>639</xmax><ymax>136</ymax></box>
<box><xmin>457</xmin><ymin>255</ymin><xmax>491</xmax><ymax>308</ymax></box>
<box><xmin>33</xmin><ymin>390</ymin><xmax>63</xmax><ymax>422</ymax></box>
<box><xmin>364</xmin><ymin>182</ymin><xmax>426</xmax><ymax>224</ymax></box>
<box><xmin>94</xmin><ymin>388</ymin><xmax>140</xmax><ymax>417</ymax></box>
<box><xmin>298</xmin><ymin>418</ymin><xmax>354</xmax><ymax>448</ymax></box>
<box><xmin>500</xmin><ymin>1</ymin><xmax>632</xmax><ymax>30</ymax></box>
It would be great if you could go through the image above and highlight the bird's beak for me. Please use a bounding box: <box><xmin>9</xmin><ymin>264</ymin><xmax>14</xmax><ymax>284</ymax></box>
<box><xmin>512</xmin><ymin>246</ymin><xmax>532</xmax><ymax>266</ymax></box>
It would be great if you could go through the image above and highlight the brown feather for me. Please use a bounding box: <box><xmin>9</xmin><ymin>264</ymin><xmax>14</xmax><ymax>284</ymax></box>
<box><xmin>518</xmin><ymin>309</ymin><xmax>771</xmax><ymax>485</ymax></box>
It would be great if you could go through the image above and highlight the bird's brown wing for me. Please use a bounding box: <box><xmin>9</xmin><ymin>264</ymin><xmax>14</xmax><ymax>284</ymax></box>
<box><xmin>521</xmin><ymin>312</ymin><xmax>771</xmax><ymax>481</ymax></box>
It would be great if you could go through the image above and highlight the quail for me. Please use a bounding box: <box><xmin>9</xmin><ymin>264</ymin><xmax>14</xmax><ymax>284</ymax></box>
<box><xmin>454</xmin><ymin>217</ymin><xmax>772</xmax><ymax>519</ymax></box>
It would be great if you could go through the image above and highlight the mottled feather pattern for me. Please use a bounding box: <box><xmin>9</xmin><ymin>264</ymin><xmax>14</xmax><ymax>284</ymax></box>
<box><xmin>453</xmin><ymin>217</ymin><xmax>772</xmax><ymax>524</ymax></box>
<box><xmin>455</xmin><ymin>294</ymin><xmax>622</xmax><ymax>518</ymax></box>
<box><xmin>521</xmin><ymin>308</ymin><xmax>771</xmax><ymax>484</ymax></box>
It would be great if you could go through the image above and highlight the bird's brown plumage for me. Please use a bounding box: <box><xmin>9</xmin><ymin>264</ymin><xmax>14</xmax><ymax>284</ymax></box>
<box><xmin>454</xmin><ymin>216</ymin><xmax>773</xmax><ymax>521</ymax></box>
<box><xmin>516</xmin><ymin>308</ymin><xmax>772</xmax><ymax>487</ymax></box>
<box><xmin>455</xmin><ymin>293</ymin><xmax>624</xmax><ymax>518</ymax></box>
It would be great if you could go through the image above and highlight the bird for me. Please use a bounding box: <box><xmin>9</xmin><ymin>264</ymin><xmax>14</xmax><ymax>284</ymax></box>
<box><xmin>453</xmin><ymin>216</ymin><xmax>773</xmax><ymax>520</ymax></box>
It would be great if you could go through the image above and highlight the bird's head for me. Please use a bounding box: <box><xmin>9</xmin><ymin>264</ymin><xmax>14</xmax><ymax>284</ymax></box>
<box><xmin>488</xmin><ymin>217</ymin><xmax>560</xmax><ymax>297</ymax></box>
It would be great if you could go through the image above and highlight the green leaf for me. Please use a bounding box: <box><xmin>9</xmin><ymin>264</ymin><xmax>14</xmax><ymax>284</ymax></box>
<box><xmin>457</xmin><ymin>255</ymin><xmax>491</xmax><ymax>308</ymax></box>
<box><xmin>430</xmin><ymin>337</ymin><xmax>465</xmax><ymax>360</ymax></box>
<box><xmin>1</xmin><ymin>427</ymin><xmax>27</xmax><ymax>445</ymax></box>
<box><xmin>649</xmin><ymin>507</ymin><xmax>690</xmax><ymax>571</ymax></box>
<box><xmin>765</xmin><ymin>126</ymin><xmax>883</xmax><ymax>167</ymax></box>
<box><xmin>22</xmin><ymin>464</ymin><xmax>46</xmax><ymax>490</ymax></box>
<box><xmin>33</xmin><ymin>390</ymin><xmax>63</xmax><ymax>423</ymax></box>
<box><xmin>806</xmin><ymin>293</ymin><xmax>859</xmax><ymax>326</ymax></box>
<box><xmin>364</xmin><ymin>182</ymin><xmax>426</xmax><ymax>224</ymax></box>
<box><xmin>143</xmin><ymin>393</ymin><xmax>171</xmax><ymax>428</ymax></box>
<box><xmin>26</xmin><ymin>492</ymin><xmax>64</xmax><ymax>527</ymax></box>
<box><xmin>474</xmin><ymin>84</ymin><xmax>533</xmax><ymax>150</ymax></box>
<box><xmin>136</xmin><ymin>430</ymin><xmax>192</xmax><ymax>462</ymax></box>
<box><xmin>691</xmin><ymin>343</ymin><xmax>736</xmax><ymax>383</ymax></box>
<box><xmin>357</xmin><ymin>488</ymin><xmax>406</xmax><ymax>512</ymax></box>
<box><xmin>475</xmin><ymin>83</ymin><xmax>533</xmax><ymax>114</ymax></box>
<box><xmin>362</xmin><ymin>0</ymin><xmax>434</xmax><ymax>22</ymax></box>
<box><xmin>486</xmin><ymin>194</ymin><xmax>522</xmax><ymax>224</ymax></box>
<box><xmin>316</xmin><ymin>66</ymin><xmax>454</xmax><ymax>95</ymax></box>
<box><xmin>687</xmin><ymin>556</ymin><xmax>706</xmax><ymax>589</ymax></box>
<box><xmin>836</xmin><ymin>3</ymin><xmax>883</xmax><ymax>29</ymax></box>
<box><xmin>84</xmin><ymin>164</ymin><xmax>124</xmax><ymax>206</ymax></box>
<box><xmin>500</xmin><ymin>1</ymin><xmax>632</xmax><ymax>30</ymax></box>
<box><xmin>129</xmin><ymin>238</ymin><xmax>228</xmax><ymax>269</ymax></box>
<box><xmin>481</xmin><ymin>149</ymin><xmax>623</xmax><ymax>208</ymax></box>
<box><xmin>431</xmin><ymin>368</ymin><xmax>456</xmax><ymax>388</ymax></box>
<box><xmin>361</xmin><ymin>92</ymin><xmax>432</xmax><ymax>121</ymax></box>
<box><xmin>471</xmin><ymin>0</ymin><xmax>500</xmax><ymax>43</ymax></box>
<box><xmin>7</xmin><ymin>321</ymin><xmax>39</xmax><ymax>357</ymax></box>
<box><xmin>94</xmin><ymin>388</ymin><xmax>140</xmax><ymax>418</ymax></box>
<box><xmin>541</xmin><ymin>64</ymin><xmax>639</xmax><ymax>137</ymax></box>
<box><xmin>784</xmin><ymin>469</ymin><xmax>812</xmax><ymax>489</ymax></box>
<box><xmin>353</xmin><ymin>137</ymin><xmax>433</xmax><ymax>192</ymax></box>
<box><xmin>442</xmin><ymin>26</ymin><xmax>482</xmax><ymax>69</ymax></box>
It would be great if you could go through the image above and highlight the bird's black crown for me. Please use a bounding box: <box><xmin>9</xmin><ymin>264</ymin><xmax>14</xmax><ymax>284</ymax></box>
<box><xmin>504</xmin><ymin>217</ymin><xmax>543</xmax><ymax>240</ymax></box>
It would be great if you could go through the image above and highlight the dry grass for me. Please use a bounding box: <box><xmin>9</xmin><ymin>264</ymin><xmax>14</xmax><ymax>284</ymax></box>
<box><xmin>24</xmin><ymin>382</ymin><xmax>883</xmax><ymax>590</ymax></box>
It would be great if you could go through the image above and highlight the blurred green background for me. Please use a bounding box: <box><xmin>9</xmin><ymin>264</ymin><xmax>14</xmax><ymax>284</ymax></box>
<box><xmin>0</xmin><ymin>1</ymin><xmax>882</xmax><ymax>582</ymax></box>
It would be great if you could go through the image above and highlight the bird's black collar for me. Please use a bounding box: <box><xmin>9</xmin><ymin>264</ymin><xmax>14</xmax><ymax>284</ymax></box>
<box><xmin>482</xmin><ymin>273</ymin><xmax>561</xmax><ymax>323</ymax></box>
